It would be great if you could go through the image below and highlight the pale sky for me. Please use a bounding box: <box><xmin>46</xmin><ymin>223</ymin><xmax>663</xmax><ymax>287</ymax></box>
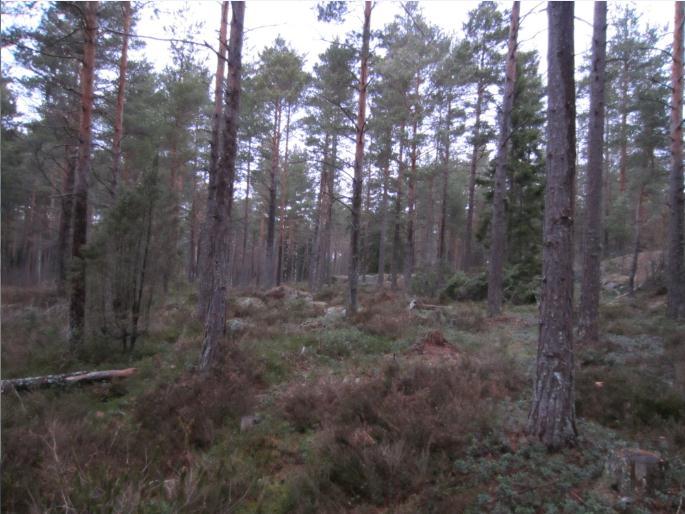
<box><xmin>3</xmin><ymin>1</ymin><xmax>676</xmax><ymax>121</ymax></box>
<box><xmin>133</xmin><ymin>1</ymin><xmax>675</xmax><ymax>77</ymax></box>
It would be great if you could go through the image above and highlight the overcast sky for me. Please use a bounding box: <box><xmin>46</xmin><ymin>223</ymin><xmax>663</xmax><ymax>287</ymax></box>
<box><xmin>3</xmin><ymin>1</ymin><xmax>675</xmax><ymax>120</ymax></box>
<box><xmin>133</xmin><ymin>1</ymin><xmax>674</xmax><ymax>78</ymax></box>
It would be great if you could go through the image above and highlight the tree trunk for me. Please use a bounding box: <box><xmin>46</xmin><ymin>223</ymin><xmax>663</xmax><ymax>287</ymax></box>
<box><xmin>348</xmin><ymin>0</ymin><xmax>371</xmax><ymax>315</ymax></box>
<box><xmin>527</xmin><ymin>2</ymin><xmax>578</xmax><ymax>450</ymax></box>
<box><xmin>309</xmin><ymin>134</ymin><xmax>330</xmax><ymax>290</ymax></box>
<box><xmin>111</xmin><ymin>0</ymin><xmax>131</xmax><ymax>194</ymax></box>
<box><xmin>265</xmin><ymin>102</ymin><xmax>282</xmax><ymax>289</ymax></box>
<box><xmin>377</xmin><ymin>135</ymin><xmax>391</xmax><ymax>289</ymax></box>
<box><xmin>322</xmin><ymin>136</ymin><xmax>337</xmax><ymax>285</ymax></box>
<box><xmin>487</xmin><ymin>1</ymin><xmax>520</xmax><ymax>317</ymax></box>
<box><xmin>277</xmin><ymin>104</ymin><xmax>292</xmax><ymax>285</ymax></box>
<box><xmin>667</xmin><ymin>1</ymin><xmax>684</xmax><ymax>319</ymax></box>
<box><xmin>579</xmin><ymin>1</ymin><xmax>608</xmax><ymax>340</ymax></box>
<box><xmin>619</xmin><ymin>60</ymin><xmax>629</xmax><ymax>194</ymax></box>
<box><xmin>463</xmin><ymin>84</ymin><xmax>485</xmax><ymax>270</ymax></box>
<box><xmin>57</xmin><ymin>146</ymin><xmax>76</xmax><ymax>294</ymax></box>
<box><xmin>241</xmin><ymin>138</ymin><xmax>252</xmax><ymax>285</ymax></box>
<box><xmin>404</xmin><ymin>81</ymin><xmax>419</xmax><ymax>287</ymax></box>
<box><xmin>438</xmin><ymin>101</ymin><xmax>452</xmax><ymax>268</ymax></box>
<box><xmin>391</xmin><ymin>126</ymin><xmax>405</xmax><ymax>290</ymax></box>
<box><xmin>68</xmin><ymin>1</ymin><xmax>97</xmax><ymax>351</ymax></box>
<box><xmin>199</xmin><ymin>1</ymin><xmax>244</xmax><ymax>371</ymax></box>
<box><xmin>197</xmin><ymin>1</ymin><xmax>228</xmax><ymax>319</ymax></box>
<box><xmin>628</xmin><ymin>184</ymin><xmax>646</xmax><ymax>296</ymax></box>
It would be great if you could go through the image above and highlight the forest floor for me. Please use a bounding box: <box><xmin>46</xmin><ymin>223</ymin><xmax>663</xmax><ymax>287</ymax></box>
<box><xmin>2</xmin><ymin>278</ymin><xmax>684</xmax><ymax>513</ymax></box>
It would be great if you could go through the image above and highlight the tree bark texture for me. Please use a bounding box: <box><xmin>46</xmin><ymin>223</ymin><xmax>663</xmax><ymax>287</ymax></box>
<box><xmin>197</xmin><ymin>1</ymin><xmax>229</xmax><ymax>319</ymax></box>
<box><xmin>463</xmin><ymin>85</ymin><xmax>484</xmax><ymax>271</ymax></box>
<box><xmin>487</xmin><ymin>1</ymin><xmax>520</xmax><ymax>317</ymax></box>
<box><xmin>391</xmin><ymin>126</ymin><xmax>405</xmax><ymax>290</ymax></box>
<box><xmin>628</xmin><ymin>185</ymin><xmax>646</xmax><ymax>295</ymax></box>
<box><xmin>377</xmin><ymin>136</ymin><xmax>391</xmax><ymax>289</ymax></box>
<box><xmin>199</xmin><ymin>1</ymin><xmax>244</xmax><ymax>371</ymax></box>
<box><xmin>438</xmin><ymin>102</ymin><xmax>452</xmax><ymax>267</ymax></box>
<box><xmin>348</xmin><ymin>0</ymin><xmax>371</xmax><ymax>315</ymax></box>
<box><xmin>277</xmin><ymin>104</ymin><xmax>292</xmax><ymax>285</ymax></box>
<box><xmin>527</xmin><ymin>2</ymin><xmax>578</xmax><ymax>450</ymax></box>
<box><xmin>68</xmin><ymin>1</ymin><xmax>97</xmax><ymax>351</ymax></box>
<box><xmin>579</xmin><ymin>1</ymin><xmax>607</xmax><ymax>340</ymax></box>
<box><xmin>667</xmin><ymin>1</ymin><xmax>684</xmax><ymax>319</ymax></box>
<box><xmin>404</xmin><ymin>82</ymin><xmax>419</xmax><ymax>287</ymax></box>
<box><xmin>57</xmin><ymin>146</ymin><xmax>76</xmax><ymax>294</ymax></box>
<box><xmin>111</xmin><ymin>0</ymin><xmax>131</xmax><ymax>194</ymax></box>
<box><xmin>265</xmin><ymin>102</ymin><xmax>282</xmax><ymax>288</ymax></box>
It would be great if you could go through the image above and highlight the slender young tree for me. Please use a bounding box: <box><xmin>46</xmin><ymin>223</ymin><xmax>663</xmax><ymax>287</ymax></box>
<box><xmin>527</xmin><ymin>2</ymin><xmax>577</xmax><ymax>450</ymax></box>
<box><xmin>349</xmin><ymin>0</ymin><xmax>372</xmax><ymax>315</ymax></box>
<box><xmin>199</xmin><ymin>1</ymin><xmax>244</xmax><ymax>370</ymax></box>
<box><xmin>487</xmin><ymin>1</ymin><xmax>520</xmax><ymax>317</ymax></box>
<box><xmin>667</xmin><ymin>1</ymin><xmax>684</xmax><ymax>319</ymax></box>
<box><xmin>578</xmin><ymin>1</ymin><xmax>607</xmax><ymax>340</ymax></box>
<box><xmin>68</xmin><ymin>1</ymin><xmax>98</xmax><ymax>351</ymax></box>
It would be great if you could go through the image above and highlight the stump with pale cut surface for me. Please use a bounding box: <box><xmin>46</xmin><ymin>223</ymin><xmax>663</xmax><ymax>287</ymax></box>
<box><xmin>607</xmin><ymin>448</ymin><xmax>666</xmax><ymax>496</ymax></box>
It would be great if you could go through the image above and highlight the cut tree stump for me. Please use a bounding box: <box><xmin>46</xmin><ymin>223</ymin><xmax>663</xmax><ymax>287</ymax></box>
<box><xmin>607</xmin><ymin>448</ymin><xmax>667</xmax><ymax>496</ymax></box>
<box><xmin>1</xmin><ymin>368</ymin><xmax>136</xmax><ymax>394</ymax></box>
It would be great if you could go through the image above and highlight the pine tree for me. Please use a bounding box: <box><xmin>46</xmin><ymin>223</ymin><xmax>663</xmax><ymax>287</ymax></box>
<box><xmin>527</xmin><ymin>2</ymin><xmax>578</xmax><ymax>450</ymax></box>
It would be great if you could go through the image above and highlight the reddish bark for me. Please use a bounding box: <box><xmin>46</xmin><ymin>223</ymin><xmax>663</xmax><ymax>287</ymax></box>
<box><xmin>667</xmin><ymin>1</ymin><xmax>684</xmax><ymax>319</ymax></box>
<box><xmin>487</xmin><ymin>1</ymin><xmax>520</xmax><ymax>316</ymax></box>
<box><xmin>68</xmin><ymin>1</ymin><xmax>98</xmax><ymax>350</ymax></box>
<box><xmin>111</xmin><ymin>1</ymin><xmax>131</xmax><ymax>194</ymax></box>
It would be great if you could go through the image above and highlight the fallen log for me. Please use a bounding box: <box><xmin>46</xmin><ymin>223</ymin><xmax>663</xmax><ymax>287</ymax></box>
<box><xmin>408</xmin><ymin>298</ymin><xmax>447</xmax><ymax>311</ymax></box>
<box><xmin>1</xmin><ymin>368</ymin><xmax>136</xmax><ymax>394</ymax></box>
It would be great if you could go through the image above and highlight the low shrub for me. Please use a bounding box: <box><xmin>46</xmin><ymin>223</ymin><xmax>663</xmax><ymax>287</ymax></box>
<box><xmin>281</xmin><ymin>358</ymin><xmax>519</xmax><ymax>507</ymax></box>
<box><xmin>135</xmin><ymin>345</ymin><xmax>262</xmax><ymax>467</ymax></box>
<box><xmin>576</xmin><ymin>366</ymin><xmax>685</xmax><ymax>429</ymax></box>
<box><xmin>441</xmin><ymin>272</ymin><xmax>488</xmax><ymax>302</ymax></box>
<box><xmin>352</xmin><ymin>290</ymin><xmax>415</xmax><ymax>339</ymax></box>
<box><xmin>441</xmin><ymin>267</ymin><xmax>539</xmax><ymax>305</ymax></box>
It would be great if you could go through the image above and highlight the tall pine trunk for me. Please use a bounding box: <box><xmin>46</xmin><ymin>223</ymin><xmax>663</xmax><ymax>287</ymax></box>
<box><xmin>377</xmin><ymin>136</ymin><xmax>391</xmax><ymax>289</ymax></box>
<box><xmin>68</xmin><ymin>1</ymin><xmax>97</xmax><ymax>351</ymax></box>
<box><xmin>199</xmin><ymin>1</ymin><xmax>244</xmax><ymax>371</ymax></box>
<box><xmin>403</xmin><ymin>81</ymin><xmax>419</xmax><ymax>287</ymax></box>
<box><xmin>628</xmin><ymin>184</ymin><xmax>646</xmax><ymax>296</ymax></box>
<box><xmin>348</xmin><ymin>0</ymin><xmax>371</xmax><ymax>315</ymax></box>
<box><xmin>197</xmin><ymin>1</ymin><xmax>229</xmax><ymax>319</ymax></box>
<box><xmin>527</xmin><ymin>2</ymin><xmax>577</xmax><ymax>450</ymax></box>
<box><xmin>57</xmin><ymin>145</ymin><xmax>76</xmax><ymax>294</ymax></box>
<box><xmin>579</xmin><ymin>1</ymin><xmax>607</xmax><ymax>340</ymax></box>
<box><xmin>487</xmin><ymin>1</ymin><xmax>520</xmax><ymax>317</ymax></box>
<box><xmin>277</xmin><ymin>104</ymin><xmax>292</xmax><ymax>285</ymax></box>
<box><xmin>241</xmin><ymin>138</ymin><xmax>252</xmax><ymax>285</ymax></box>
<box><xmin>265</xmin><ymin>102</ymin><xmax>282</xmax><ymax>288</ymax></box>
<box><xmin>309</xmin><ymin>134</ymin><xmax>329</xmax><ymax>290</ymax></box>
<box><xmin>391</xmin><ymin>127</ymin><xmax>405</xmax><ymax>290</ymax></box>
<box><xmin>111</xmin><ymin>0</ymin><xmax>131</xmax><ymax>194</ymax></box>
<box><xmin>667</xmin><ymin>1</ymin><xmax>684</xmax><ymax>319</ymax></box>
<box><xmin>463</xmin><ymin>84</ymin><xmax>484</xmax><ymax>271</ymax></box>
<box><xmin>437</xmin><ymin>102</ymin><xmax>451</xmax><ymax>268</ymax></box>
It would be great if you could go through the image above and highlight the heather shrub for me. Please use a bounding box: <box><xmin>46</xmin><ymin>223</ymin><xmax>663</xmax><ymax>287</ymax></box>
<box><xmin>281</xmin><ymin>357</ymin><xmax>520</xmax><ymax>507</ymax></box>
